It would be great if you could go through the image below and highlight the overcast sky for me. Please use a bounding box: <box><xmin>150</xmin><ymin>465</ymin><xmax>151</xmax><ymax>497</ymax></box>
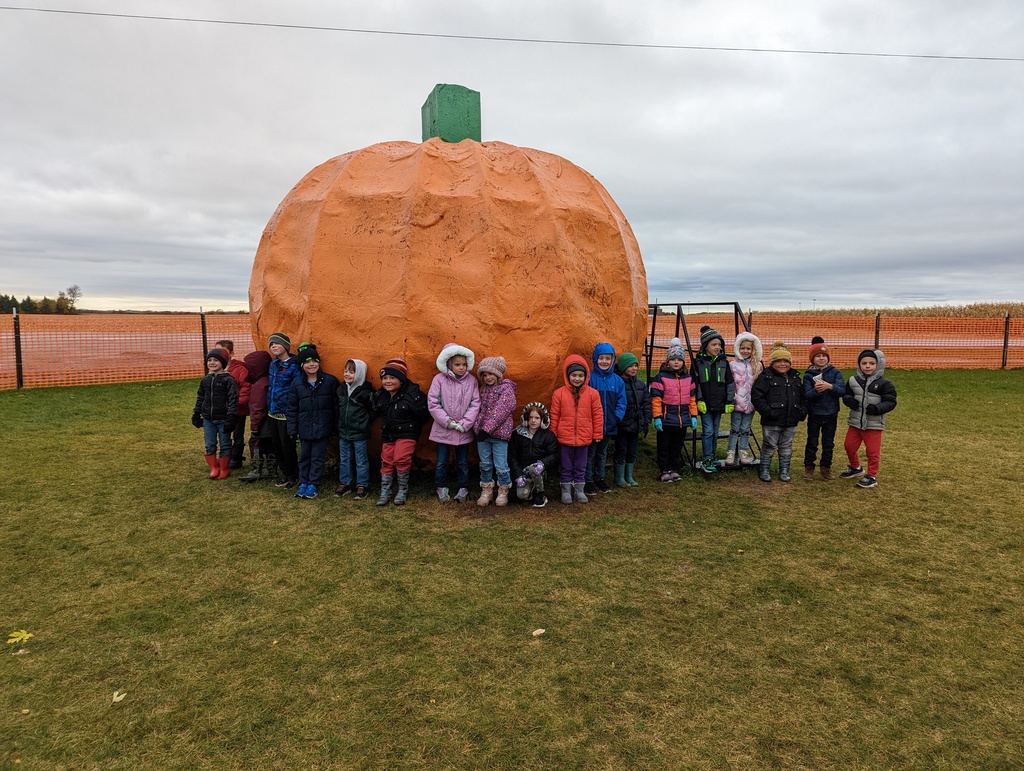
<box><xmin>1</xmin><ymin>1</ymin><xmax>1022</xmax><ymax>311</ymax></box>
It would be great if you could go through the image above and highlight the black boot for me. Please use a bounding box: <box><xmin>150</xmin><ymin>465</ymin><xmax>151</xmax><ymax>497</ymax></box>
<box><xmin>240</xmin><ymin>451</ymin><xmax>263</xmax><ymax>483</ymax></box>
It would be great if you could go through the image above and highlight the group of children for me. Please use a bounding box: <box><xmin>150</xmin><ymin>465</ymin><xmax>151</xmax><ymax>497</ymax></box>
<box><xmin>191</xmin><ymin>327</ymin><xmax>897</xmax><ymax>504</ymax></box>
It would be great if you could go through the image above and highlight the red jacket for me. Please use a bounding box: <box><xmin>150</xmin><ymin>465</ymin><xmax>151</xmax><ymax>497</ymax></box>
<box><xmin>227</xmin><ymin>358</ymin><xmax>251</xmax><ymax>415</ymax></box>
<box><xmin>242</xmin><ymin>351</ymin><xmax>271</xmax><ymax>434</ymax></box>
<box><xmin>550</xmin><ymin>354</ymin><xmax>604</xmax><ymax>447</ymax></box>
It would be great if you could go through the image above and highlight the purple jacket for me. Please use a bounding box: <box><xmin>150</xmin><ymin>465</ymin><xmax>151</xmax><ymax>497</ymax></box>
<box><xmin>476</xmin><ymin>379</ymin><xmax>518</xmax><ymax>441</ymax></box>
<box><xmin>427</xmin><ymin>344</ymin><xmax>481</xmax><ymax>445</ymax></box>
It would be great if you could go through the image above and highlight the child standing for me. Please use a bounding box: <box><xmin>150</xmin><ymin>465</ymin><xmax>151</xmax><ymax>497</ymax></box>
<box><xmin>239</xmin><ymin>350</ymin><xmax>273</xmax><ymax>483</ymax></box>
<box><xmin>192</xmin><ymin>348</ymin><xmax>239</xmax><ymax>480</ymax></box>
<box><xmin>752</xmin><ymin>341</ymin><xmax>806</xmax><ymax>483</ymax></box>
<box><xmin>474</xmin><ymin>356</ymin><xmax>518</xmax><ymax>509</ymax></box>
<box><xmin>585</xmin><ymin>343</ymin><xmax>626</xmax><ymax>495</ymax></box>
<box><xmin>802</xmin><ymin>337</ymin><xmax>847</xmax><ymax>480</ymax></box>
<box><xmin>613</xmin><ymin>351</ymin><xmax>652</xmax><ymax>487</ymax></box>
<box><xmin>649</xmin><ymin>338</ymin><xmax>698</xmax><ymax>482</ymax></box>
<box><xmin>727</xmin><ymin>332</ymin><xmax>763</xmax><ymax>467</ymax></box>
<box><xmin>508</xmin><ymin>402</ymin><xmax>559</xmax><ymax>508</ymax></box>
<box><xmin>266</xmin><ymin>333</ymin><xmax>301</xmax><ymax>489</ymax></box>
<box><xmin>336</xmin><ymin>359</ymin><xmax>374</xmax><ymax>500</ymax></box>
<box><xmin>841</xmin><ymin>349</ymin><xmax>897</xmax><ymax>489</ymax></box>
<box><xmin>691</xmin><ymin>326</ymin><xmax>735</xmax><ymax>474</ymax></box>
<box><xmin>372</xmin><ymin>357</ymin><xmax>429</xmax><ymax>506</ymax></box>
<box><xmin>550</xmin><ymin>355</ymin><xmax>604</xmax><ymax>504</ymax></box>
<box><xmin>427</xmin><ymin>343</ymin><xmax>481</xmax><ymax>503</ymax></box>
<box><xmin>286</xmin><ymin>344</ymin><xmax>339</xmax><ymax>499</ymax></box>
<box><xmin>215</xmin><ymin>339</ymin><xmax>251</xmax><ymax>469</ymax></box>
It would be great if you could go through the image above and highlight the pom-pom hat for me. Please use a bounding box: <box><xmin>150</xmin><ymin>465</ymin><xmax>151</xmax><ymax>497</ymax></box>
<box><xmin>666</xmin><ymin>337</ymin><xmax>686</xmax><ymax>362</ymax></box>
<box><xmin>809</xmin><ymin>336</ymin><xmax>829</xmax><ymax>363</ymax></box>
<box><xmin>769</xmin><ymin>340</ymin><xmax>793</xmax><ymax>364</ymax></box>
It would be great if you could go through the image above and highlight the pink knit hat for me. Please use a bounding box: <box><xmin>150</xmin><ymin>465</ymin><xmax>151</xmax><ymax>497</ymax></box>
<box><xmin>477</xmin><ymin>356</ymin><xmax>507</xmax><ymax>379</ymax></box>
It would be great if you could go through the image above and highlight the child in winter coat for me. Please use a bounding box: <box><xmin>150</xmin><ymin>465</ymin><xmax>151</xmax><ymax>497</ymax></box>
<box><xmin>840</xmin><ymin>349</ymin><xmax>897</xmax><ymax>489</ymax></box>
<box><xmin>508</xmin><ymin>402</ymin><xmax>560</xmax><ymax>508</ymax></box>
<box><xmin>427</xmin><ymin>343</ymin><xmax>481</xmax><ymax>503</ymax></box>
<box><xmin>752</xmin><ymin>341</ymin><xmax>806</xmax><ymax>483</ymax></box>
<box><xmin>335</xmin><ymin>358</ymin><xmax>374</xmax><ymax>500</ymax></box>
<box><xmin>239</xmin><ymin>350</ymin><xmax>273</xmax><ymax>483</ymax></box>
<box><xmin>613</xmin><ymin>352</ymin><xmax>652</xmax><ymax>488</ymax></box>
<box><xmin>371</xmin><ymin>357</ymin><xmax>429</xmax><ymax>506</ymax></box>
<box><xmin>586</xmin><ymin>342</ymin><xmax>627</xmax><ymax>495</ymax></box>
<box><xmin>550</xmin><ymin>355</ymin><xmax>604</xmax><ymax>505</ymax></box>
<box><xmin>266</xmin><ymin>332</ymin><xmax>301</xmax><ymax>489</ymax></box>
<box><xmin>286</xmin><ymin>344</ymin><xmax>339</xmax><ymax>499</ymax></box>
<box><xmin>649</xmin><ymin>338</ymin><xmax>698</xmax><ymax>482</ymax></box>
<box><xmin>215</xmin><ymin>339</ymin><xmax>251</xmax><ymax>469</ymax></box>
<box><xmin>692</xmin><ymin>325</ymin><xmax>735</xmax><ymax>474</ymax></box>
<box><xmin>474</xmin><ymin>356</ymin><xmax>518</xmax><ymax>509</ymax></box>
<box><xmin>727</xmin><ymin>332</ymin><xmax>763</xmax><ymax>467</ymax></box>
<box><xmin>802</xmin><ymin>337</ymin><xmax>847</xmax><ymax>481</ymax></box>
<box><xmin>193</xmin><ymin>348</ymin><xmax>240</xmax><ymax>480</ymax></box>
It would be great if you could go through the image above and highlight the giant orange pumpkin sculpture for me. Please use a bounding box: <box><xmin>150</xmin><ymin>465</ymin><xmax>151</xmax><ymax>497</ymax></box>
<box><xmin>250</xmin><ymin>85</ymin><xmax>647</xmax><ymax>450</ymax></box>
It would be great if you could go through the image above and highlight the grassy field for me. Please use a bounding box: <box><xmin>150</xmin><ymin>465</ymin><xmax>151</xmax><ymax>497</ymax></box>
<box><xmin>2</xmin><ymin>371</ymin><xmax>1022</xmax><ymax>769</ymax></box>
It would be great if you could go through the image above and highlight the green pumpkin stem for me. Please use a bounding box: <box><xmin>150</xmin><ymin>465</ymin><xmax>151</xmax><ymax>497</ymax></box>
<box><xmin>421</xmin><ymin>84</ymin><xmax>481</xmax><ymax>143</ymax></box>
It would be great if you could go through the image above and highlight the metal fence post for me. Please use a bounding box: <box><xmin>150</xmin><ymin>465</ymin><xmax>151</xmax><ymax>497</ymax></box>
<box><xmin>13</xmin><ymin>309</ymin><xmax>24</xmax><ymax>389</ymax></box>
<box><xmin>646</xmin><ymin>305</ymin><xmax>659</xmax><ymax>382</ymax></box>
<box><xmin>874</xmin><ymin>312</ymin><xmax>881</xmax><ymax>349</ymax></box>
<box><xmin>1003</xmin><ymin>312</ymin><xmax>1010</xmax><ymax>370</ymax></box>
<box><xmin>200</xmin><ymin>309</ymin><xmax>209</xmax><ymax>374</ymax></box>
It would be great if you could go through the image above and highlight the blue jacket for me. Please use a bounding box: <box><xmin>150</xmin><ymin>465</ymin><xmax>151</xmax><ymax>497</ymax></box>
<box><xmin>802</xmin><ymin>364</ymin><xmax>846</xmax><ymax>416</ymax></box>
<box><xmin>589</xmin><ymin>343</ymin><xmax>627</xmax><ymax>436</ymax></box>
<box><xmin>267</xmin><ymin>355</ymin><xmax>301</xmax><ymax>417</ymax></box>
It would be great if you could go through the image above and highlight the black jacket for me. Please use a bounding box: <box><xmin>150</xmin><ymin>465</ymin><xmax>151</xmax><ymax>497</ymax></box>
<box><xmin>752</xmin><ymin>367</ymin><xmax>806</xmax><ymax>427</ymax></box>
<box><xmin>618</xmin><ymin>375</ymin><xmax>653</xmax><ymax>434</ymax></box>
<box><xmin>372</xmin><ymin>381</ymin><xmax>429</xmax><ymax>443</ymax></box>
<box><xmin>691</xmin><ymin>354</ymin><xmax>735</xmax><ymax>411</ymax></box>
<box><xmin>286</xmin><ymin>373</ymin><xmax>340</xmax><ymax>441</ymax></box>
<box><xmin>194</xmin><ymin>372</ymin><xmax>239</xmax><ymax>422</ymax></box>
<box><xmin>508</xmin><ymin>425</ymin><xmax>560</xmax><ymax>481</ymax></box>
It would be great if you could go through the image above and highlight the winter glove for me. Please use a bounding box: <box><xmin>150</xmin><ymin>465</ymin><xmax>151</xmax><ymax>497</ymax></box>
<box><xmin>515</xmin><ymin>476</ymin><xmax>527</xmax><ymax>488</ymax></box>
<box><xmin>691</xmin><ymin>417</ymin><xmax>698</xmax><ymax>430</ymax></box>
<box><xmin>446</xmin><ymin>419</ymin><xmax>459</xmax><ymax>430</ymax></box>
<box><xmin>191</xmin><ymin>412</ymin><xmax>203</xmax><ymax>428</ymax></box>
<box><xmin>653</xmin><ymin>418</ymin><xmax>663</xmax><ymax>432</ymax></box>
<box><xmin>724</xmin><ymin>404</ymin><xmax>734</xmax><ymax>414</ymax></box>
<box><xmin>477</xmin><ymin>430</ymin><xmax>490</xmax><ymax>442</ymax></box>
<box><xmin>847</xmin><ymin>398</ymin><xmax>861</xmax><ymax>410</ymax></box>
<box><xmin>865</xmin><ymin>403</ymin><xmax>881</xmax><ymax>415</ymax></box>
<box><xmin>529</xmin><ymin>462</ymin><xmax>544</xmax><ymax>476</ymax></box>
<box><xmin>224</xmin><ymin>418</ymin><xmax>236</xmax><ymax>432</ymax></box>
<box><xmin>697</xmin><ymin>401</ymin><xmax>707</xmax><ymax>414</ymax></box>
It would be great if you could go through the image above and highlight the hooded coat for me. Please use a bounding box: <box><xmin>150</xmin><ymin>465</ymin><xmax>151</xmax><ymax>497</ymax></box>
<box><xmin>589</xmin><ymin>342</ymin><xmax>627</xmax><ymax>436</ymax></box>
<box><xmin>337</xmin><ymin>359</ymin><xmax>375</xmax><ymax>442</ymax></box>
<box><xmin>508</xmin><ymin>405</ymin><xmax>560</xmax><ymax>481</ymax></box>
<box><xmin>427</xmin><ymin>343</ymin><xmax>481</xmax><ymax>445</ymax></box>
<box><xmin>243</xmin><ymin>350</ymin><xmax>272</xmax><ymax>437</ymax></box>
<box><xmin>649</xmin><ymin>361</ymin><xmax>697</xmax><ymax>429</ymax></box>
<box><xmin>549</xmin><ymin>355</ymin><xmax>604</xmax><ymax>447</ymax></box>
<box><xmin>226</xmin><ymin>357</ymin><xmax>251</xmax><ymax>416</ymax></box>
<box><xmin>729</xmin><ymin>332</ymin><xmax>764</xmax><ymax>414</ymax></box>
<box><xmin>691</xmin><ymin>334</ymin><xmax>735</xmax><ymax>412</ymax></box>
<box><xmin>843</xmin><ymin>350</ymin><xmax>897</xmax><ymax>430</ymax></box>
<box><xmin>477</xmin><ymin>377</ymin><xmax>518</xmax><ymax>441</ymax></box>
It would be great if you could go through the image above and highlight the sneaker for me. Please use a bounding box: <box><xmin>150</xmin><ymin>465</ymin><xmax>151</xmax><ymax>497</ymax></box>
<box><xmin>531</xmin><ymin>491</ymin><xmax>547</xmax><ymax>508</ymax></box>
<box><xmin>294</xmin><ymin>483</ymin><xmax>310</xmax><ymax>498</ymax></box>
<box><xmin>584</xmin><ymin>481</ymin><xmax>598</xmax><ymax>496</ymax></box>
<box><xmin>437</xmin><ymin>487</ymin><xmax>451</xmax><ymax>503</ymax></box>
<box><xmin>660</xmin><ymin>472</ymin><xmax>675</xmax><ymax>483</ymax></box>
<box><xmin>335</xmin><ymin>484</ymin><xmax>351</xmax><ymax>497</ymax></box>
<box><xmin>306</xmin><ymin>486</ymin><xmax>318</xmax><ymax>499</ymax></box>
<box><xmin>839</xmin><ymin>466</ymin><xmax>865</xmax><ymax>479</ymax></box>
<box><xmin>275</xmin><ymin>478</ymin><xmax>291</xmax><ymax>488</ymax></box>
<box><xmin>701</xmin><ymin>459</ymin><xmax>718</xmax><ymax>474</ymax></box>
<box><xmin>453</xmin><ymin>488</ymin><xmax>470</xmax><ymax>503</ymax></box>
<box><xmin>669</xmin><ymin>471</ymin><xmax>681</xmax><ymax>482</ymax></box>
<box><xmin>353</xmin><ymin>486</ymin><xmax>368</xmax><ymax>500</ymax></box>
<box><xmin>595</xmin><ymin>478</ymin><xmax>612</xmax><ymax>493</ymax></box>
<box><xmin>856</xmin><ymin>475</ymin><xmax>878</xmax><ymax>488</ymax></box>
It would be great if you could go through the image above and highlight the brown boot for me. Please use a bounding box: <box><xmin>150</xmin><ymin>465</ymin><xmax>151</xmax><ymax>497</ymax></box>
<box><xmin>820</xmin><ymin>466</ymin><xmax>834</xmax><ymax>481</ymax></box>
<box><xmin>803</xmin><ymin>466</ymin><xmax>815</xmax><ymax>481</ymax></box>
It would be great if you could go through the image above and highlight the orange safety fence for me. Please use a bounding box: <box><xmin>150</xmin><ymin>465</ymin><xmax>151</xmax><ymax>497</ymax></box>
<box><xmin>1</xmin><ymin>311</ymin><xmax>1022</xmax><ymax>391</ymax></box>
<box><xmin>648</xmin><ymin>312</ymin><xmax>1024</xmax><ymax>372</ymax></box>
<box><xmin>0</xmin><ymin>313</ymin><xmax>255</xmax><ymax>390</ymax></box>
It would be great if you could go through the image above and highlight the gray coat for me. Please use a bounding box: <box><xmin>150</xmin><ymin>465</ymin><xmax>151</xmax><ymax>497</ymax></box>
<box><xmin>843</xmin><ymin>350</ymin><xmax>897</xmax><ymax>431</ymax></box>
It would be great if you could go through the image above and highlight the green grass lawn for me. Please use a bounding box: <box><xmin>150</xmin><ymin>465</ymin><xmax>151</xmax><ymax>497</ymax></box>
<box><xmin>2</xmin><ymin>371</ymin><xmax>1022</xmax><ymax>769</ymax></box>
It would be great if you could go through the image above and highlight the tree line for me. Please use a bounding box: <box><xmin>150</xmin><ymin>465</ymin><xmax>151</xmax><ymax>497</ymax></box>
<box><xmin>1</xmin><ymin>285</ymin><xmax>81</xmax><ymax>314</ymax></box>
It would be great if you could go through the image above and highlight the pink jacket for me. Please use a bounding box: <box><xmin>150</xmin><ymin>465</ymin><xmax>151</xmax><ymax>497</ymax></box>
<box><xmin>477</xmin><ymin>378</ymin><xmax>518</xmax><ymax>441</ymax></box>
<box><xmin>729</xmin><ymin>332</ymin><xmax>764</xmax><ymax>414</ymax></box>
<box><xmin>428</xmin><ymin>344</ymin><xmax>481</xmax><ymax>446</ymax></box>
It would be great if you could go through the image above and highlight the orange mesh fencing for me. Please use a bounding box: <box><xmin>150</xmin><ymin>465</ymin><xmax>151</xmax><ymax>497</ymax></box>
<box><xmin>0</xmin><ymin>313</ymin><xmax>255</xmax><ymax>390</ymax></box>
<box><xmin>1</xmin><ymin>311</ymin><xmax>1021</xmax><ymax>391</ymax></box>
<box><xmin>646</xmin><ymin>311</ymin><xmax>1022</xmax><ymax>373</ymax></box>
